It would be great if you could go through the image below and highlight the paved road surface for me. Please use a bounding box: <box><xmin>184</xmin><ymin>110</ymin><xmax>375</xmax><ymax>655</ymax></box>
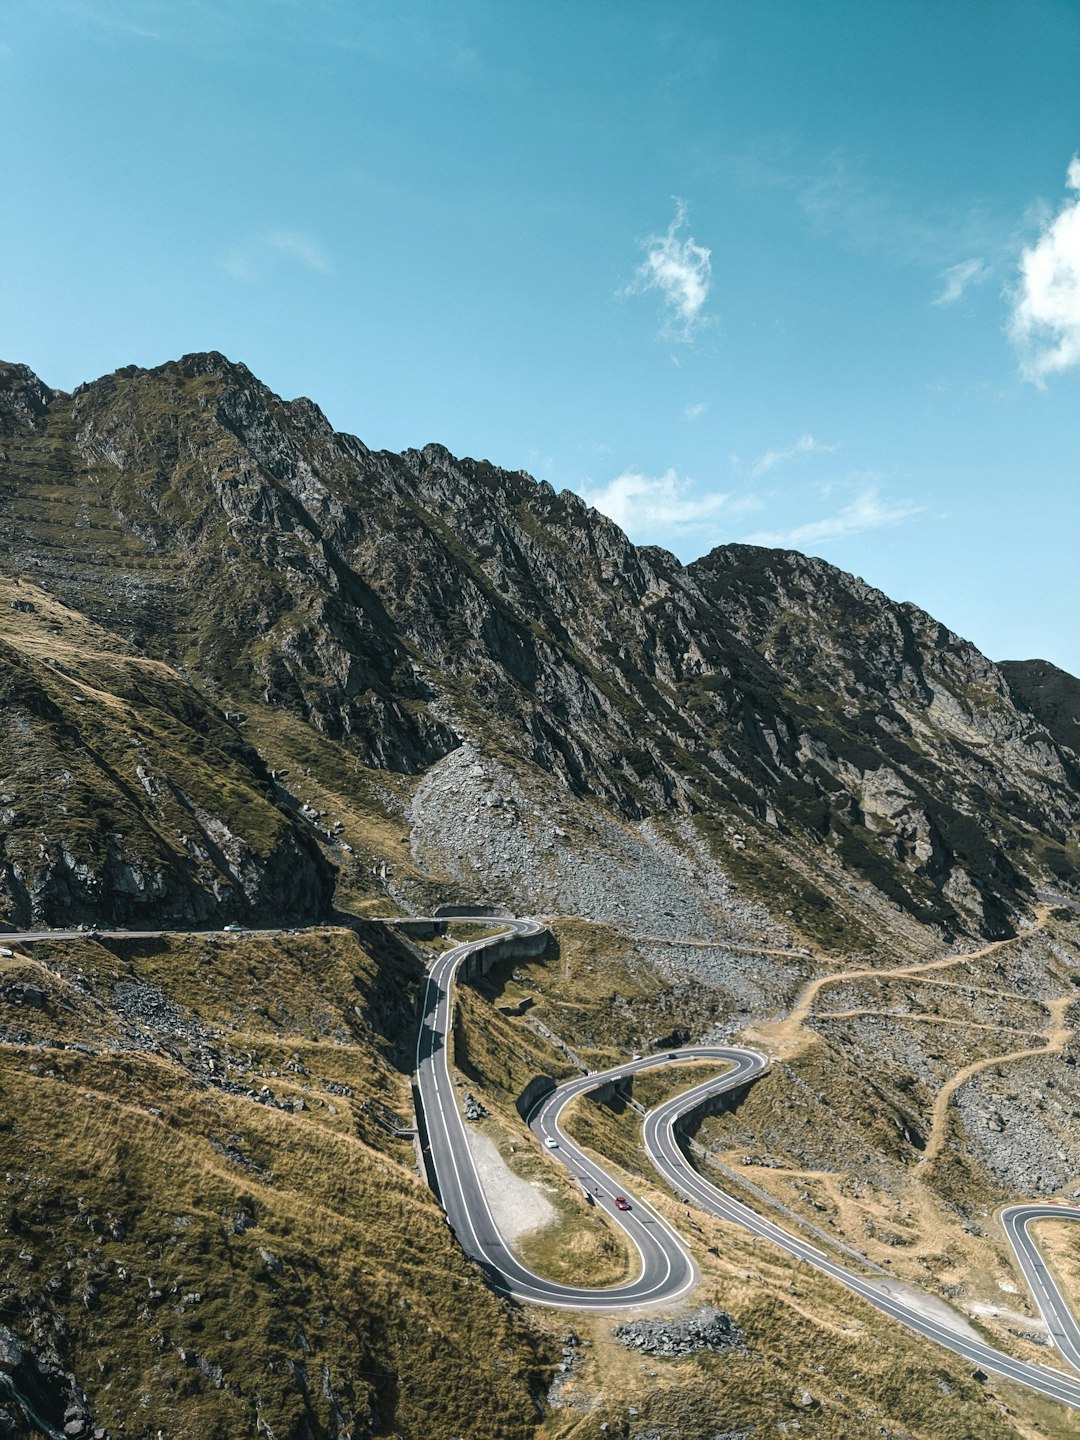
<box><xmin>415</xmin><ymin>918</ymin><xmax>699</xmax><ymax>1308</ymax></box>
<box><xmin>412</xmin><ymin>915</ymin><xmax>1080</xmax><ymax>1410</ymax></box>
<box><xmin>1002</xmin><ymin>1205</ymin><xmax>1080</xmax><ymax>1372</ymax></box>
<box><xmin>0</xmin><ymin>925</ymin><xmax>305</xmax><ymax>943</ymax></box>
<box><xmin>9</xmin><ymin>916</ymin><xmax>1080</xmax><ymax>1408</ymax></box>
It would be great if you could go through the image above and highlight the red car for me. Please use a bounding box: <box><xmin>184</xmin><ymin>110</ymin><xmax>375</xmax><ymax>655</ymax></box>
<box><xmin>614</xmin><ymin>1195</ymin><xmax>631</xmax><ymax>1211</ymax></box>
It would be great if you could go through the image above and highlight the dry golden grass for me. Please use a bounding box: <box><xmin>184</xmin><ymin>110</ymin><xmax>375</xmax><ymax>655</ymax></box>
<box><xmin>0</xmin><ymin>928</ymin><xmax>551</xmax><ymax>1439</ymax></box>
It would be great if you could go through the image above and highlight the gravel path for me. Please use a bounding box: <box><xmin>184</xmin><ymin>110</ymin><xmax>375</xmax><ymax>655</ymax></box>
<box><xmin>463</xmin><ymin>1127</ymin><xmax>557</xmax><ymax>1244</ymax></box>
<box><xmin>870</xmin><ymin>1276</ymin><xmax>982</xmax><ymax>1342</ymax></box>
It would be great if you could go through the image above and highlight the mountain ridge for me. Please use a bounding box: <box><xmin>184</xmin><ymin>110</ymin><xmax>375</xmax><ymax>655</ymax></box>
<box><xmin>5</xmin><ymin>353</ymin><xmax>1080</xmax><ymax>1440</ymax></box>
<box><xmin>1</xmin><ymin>351</ymin><xmax>1078</xmax><ymax>940</ymax></box>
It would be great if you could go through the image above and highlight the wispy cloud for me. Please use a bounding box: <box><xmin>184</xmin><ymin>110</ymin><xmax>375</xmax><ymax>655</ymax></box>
<box><xmin>581</xmin><ymin>467</ymin><xmax>757</xmax><ymax>538</ymax></box>
<box><xmin>1008</xmin><ymin>157</ymin><xmax>1080</xmax><ymax>386</ymax></box>
<box><xmin>732</xmin><ymin>141</ymin><xmax>1012</xmax><ymax>302</ymax></box>
<box><xmin>45</xmin><ymin>2</ymin><xmax>478</xmax><ymax>72</ymax></box>
<box><xmin>749</xmin><ymin>433</ymin><xmax>840</xmax><ymax>480</ymax></box>
<box><xmin>623</xmin><ymin>200</ymin><xmax>712</xmax><ymax>341</ymax></box>
<box><xmin>796</xmin><ymin>159</ymin><xmax>988</xmax><ymax>266</ymax></box>
<box><xmin>222</xmin><ymin>230</ymin><xmax>333</xmax><ymax>282</ymax></box>
<box><xmin>46</xmin><ymin>1</ymin><xmax>169</xmax><ymax>41</ymax></box>
<box><xmin>933</xmin><ymin>256</ymin><xmax>991</xmax><ymax>306</ymax></box>
<box><xmin>741</xmin><ymin>484</ymin><xmax>921</xmax><ymax>549</ymax></box>
<box><xmin>683</xmin><ymin>402</ymin><xmax>707</xmax><ymax>421</ymax></box>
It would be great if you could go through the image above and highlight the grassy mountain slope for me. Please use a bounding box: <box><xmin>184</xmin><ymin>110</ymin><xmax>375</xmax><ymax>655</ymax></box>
<box><xmin>0</xmin><ymin>925</ymin><xmax>547</xmax><ymax>1440</ymax></box>
<box><xmin>3</xmin><ymin>352</ymin><xmax>1080</xmax><ymax>1439</ymax></box>
<box><xmin>0</xmin><ymin>576</ymin><xmax>334</xmax><ymax>928</ymax></box>
<box><xmin>5</xmin><ymin>919</ymin><xmax>1075</xmax><ymax>1440</ymax></box>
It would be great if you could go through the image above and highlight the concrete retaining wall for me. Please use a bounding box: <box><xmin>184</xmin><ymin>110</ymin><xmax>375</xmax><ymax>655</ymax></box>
<box><xmin>516</xmin><ymin>1073</ymin><xmax>557</xmax><ymax>1121</ymax></box>
<box><xmin>411</xmin><ymin>1080</ymin><xmax>441</xmax><ymax>1200</ymax></box>
<box><xmin>459</xmin><ymin>925</ymin><xmax>551</xmax><ymax>983</ymax></box>
<box><xmin>433</xmin><ymin>904</ymin><xmax>512</xmax><ymax>919</ymax></box>
<box><xmin>572</xmin><ymin>1075</ymin><xmax>633</xmax><ymax>1112</ymax></box>
<box><xmin>671</xmin><ymin>1075</ymin><xmax>759</xmax><ymax>1141</ymax></box>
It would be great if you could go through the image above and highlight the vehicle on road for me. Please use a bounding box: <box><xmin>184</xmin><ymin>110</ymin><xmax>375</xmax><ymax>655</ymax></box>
<box><xmin>544</xmin><ymin>1137</ymin><xmax>559</xmax><ymax>1148</ymax></box>
<box><xmin>414</xmin><ymin>911</ymin><xmax>1080</xmax><ymax>1406</ymax></box>
<box><xmin>222</xmin><ymin>923</ymin><xmax>244</xmax><ymax>933</ymax></box>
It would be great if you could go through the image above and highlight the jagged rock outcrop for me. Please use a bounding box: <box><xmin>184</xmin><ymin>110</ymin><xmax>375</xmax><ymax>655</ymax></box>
<box><xmin>614</xmin><ymin>1305</ymin><xmax>746</xmax><ymax>1357</ymax></box>
<box><xmin>0</xmin><ymin>1325</ymin><xmax>101</xmax><ymax>1440</ymax></box>
<box><xmin>1</xmin><ymin>352</ymin><xmax>1077</xmax><ymax>937</ymax></box>
<box><xmin>1001</xmin><ymin>658</ymin><xmax>1080</xmax><ymax>759</ymax></box>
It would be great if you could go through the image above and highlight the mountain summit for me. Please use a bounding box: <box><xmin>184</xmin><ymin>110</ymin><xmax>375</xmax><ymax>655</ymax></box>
<box><xmin>1</xmin><ymin>353</ymin><xmax>1077</xmax><ymax>938</ymax></box>
<box><xmin>3</xmin><ymin>354</ymin><xmax>1080</xmax><ymax>1440</ymax></box>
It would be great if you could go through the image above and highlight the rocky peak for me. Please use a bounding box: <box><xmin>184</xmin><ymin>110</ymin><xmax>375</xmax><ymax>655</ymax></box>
<box><xmin>1001</xmin><ymin>658</ymin><xmax>1080</xmax><ymax>759</ymax></box>
<box><xmin>1</xmin><ymin>350</ymin><xmax>1077</xmax><ymax>939</ymax></box>
<box><xmin>0</xmin><ymin>362</ymin><xmax>61</xmax><ymax>435</ymax></box>
<box><xmin>689</xmin><ymin>542</ymin><xmax>1007</xmax><ymax>707</ymax></box>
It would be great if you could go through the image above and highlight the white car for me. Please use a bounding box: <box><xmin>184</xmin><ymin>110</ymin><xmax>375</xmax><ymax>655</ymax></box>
<box><xmin>544</xmin><ymin>1137</ymin><xmax>559</xmax><ymax>1149</ymax></box>
<box><xmin>0</xmin><ymin>947</ymin><xmax>13</xmax><ymax>959</ymax></box>
<box><xmin>222</xmin><ymin>923</ymin><xmax>244</xmax><ymax>933</ymax></box>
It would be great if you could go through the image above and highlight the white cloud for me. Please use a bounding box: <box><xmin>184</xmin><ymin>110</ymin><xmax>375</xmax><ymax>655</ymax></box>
<box><xmin>581</xmin><ymin>467</ymin><xmax>757</xmax><ymax>538</ymax></box>
<box><xmin>222</xmin><ymin>230</ymin><xmax>332</xmax><ymax>282</ymax></box>
<box><xmin>740</xmin><ymin>485</ymin><xmax>921</xmax><ymax>549</ymax></box>
<box><xmin>750</xmin><ymin>433</ymin><xmax>839</xmax><ymax>479</ymax></box>
<box><xmin>1009</xmin><ymin>157</ymin><xmax>1080</xmax><ymax>385</ymax></box>
<box><xmin>265</xmin><ymin>230</ymin><xmax>333</xmax><ymax>273</ymax></box>
<box><xmin>625</xmin><ymin>200</ymin><xmax>712</xmax><ymax>341</ymax></box>
<box><xmin>933</xmin><ymin>256</ymin><xmax>991</xmax><ymax>306</ymax></box>
<box><xmin>683</xmin><ymin>402</ymin><xmax>707</xmax><ymax>421</ymax></box>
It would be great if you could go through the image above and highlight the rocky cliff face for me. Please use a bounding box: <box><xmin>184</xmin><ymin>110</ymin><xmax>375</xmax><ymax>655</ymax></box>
<box><xmin>1</xmin><ymin>353</ymin><xmax>1077</xmax><ymax>937</ymax></box>
<box><xmin>1001</xmin><ymin>658</ymin><xmax>1080</xmax><ymax>757</ymax></box>
<box><xmin>0</xmin><ymin>577</ymin><xmax>334</xmax><ymax>929</ymax></box>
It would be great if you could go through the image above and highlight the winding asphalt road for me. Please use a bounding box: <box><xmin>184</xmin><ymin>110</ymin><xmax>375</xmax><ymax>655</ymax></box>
<box><xmin>416</xmin><ymin>917</ymin><xmax>699</xmax><ymax>1308</ymax></box>
<box><xmin>7</xmin><ymin>916</ymin><xmax>1080</xmax><ymax>1406</ymax></box>
<box><xmin>1002</xmin><ymin>1205</ymin><xmax>1080</xmax><ymax>1373</ymax></box>
<box><xmin>414</xmin><ymin>915</ymin><xmax>1080</xmax><ymax>1410</ymax></box>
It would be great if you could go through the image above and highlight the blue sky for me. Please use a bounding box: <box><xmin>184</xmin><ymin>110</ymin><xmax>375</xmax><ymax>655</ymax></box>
<box><xmin>3</xmin><ymin>1</ymin><xmax>1080</xmax><ymax>671</ymax></box>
